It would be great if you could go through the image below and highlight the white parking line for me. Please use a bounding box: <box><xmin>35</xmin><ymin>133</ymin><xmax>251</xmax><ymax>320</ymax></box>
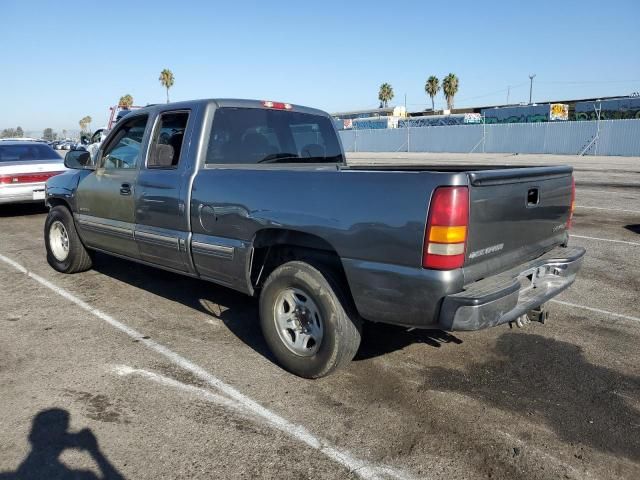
<box><xmin>0</xmin><ymin>253</ymin><xmax>416</xmax><ymax>480</ymax></box>
<box><xmin>113</xmin><ymin>365</ymin><xmax>243</xmax><ymax>410</ymax></box>
<box><xmin>575</xmin><ymin>205</ymin><xmax>640</xmax><ymax>214</ymax></box>
<box><xmin>570</xmin><ymin>234</ymin><xmax>640</xmax><ymax>246</ymax></box>
<box><xmin>550</xmin><ymin>299</ymin><xmax>640</xmax><ymax>324</ymax></box>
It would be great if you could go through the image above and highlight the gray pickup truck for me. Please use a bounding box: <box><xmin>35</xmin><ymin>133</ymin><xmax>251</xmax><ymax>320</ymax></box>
<box><xmin>44</xmin><ymin>99</ymin><xmax>585</xmax><ymax>378</ymax></box>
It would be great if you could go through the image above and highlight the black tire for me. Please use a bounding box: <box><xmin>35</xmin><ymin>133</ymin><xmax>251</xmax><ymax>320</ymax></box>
<box><xmin>259</xmin><ymin>261</ymin><xmax>362</xmax><ymax>378</ymax></box>
<box><xmin>44</xmin><ymin>205</ymin><xmax>93</xmax><ymax>273</ymax></box>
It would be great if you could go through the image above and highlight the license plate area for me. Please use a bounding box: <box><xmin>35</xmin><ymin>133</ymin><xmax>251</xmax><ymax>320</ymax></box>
<box><xmin>32</xmin><ymin>189</ymin><xmax>45</xmax><ymax>200</ymax></box>
<box><xmin>517</xmin><ymin>266</ymin><xmax>546</xmax><ymax>293</ymax></box>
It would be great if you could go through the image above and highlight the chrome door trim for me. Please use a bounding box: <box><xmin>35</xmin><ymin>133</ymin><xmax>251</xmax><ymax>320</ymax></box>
<box><xmin>135</xmin><ymin>230</ymin><xmax>180</xmax><ymax>249</ymax></box>
<box><xmin>75</xmin><ymin>214</ymin><xmax>134</xmax><ymax>239</ymax></box>
<box><xmin>191</xmin><ymin>241</ymin><xmax>234</xmax><ymax>260</ymax></box>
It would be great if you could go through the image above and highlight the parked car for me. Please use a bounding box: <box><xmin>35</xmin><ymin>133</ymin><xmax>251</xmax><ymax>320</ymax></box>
<box><xmin>44</xmin><ymin>99</ymin><xmax>585</xmax><ymax>378</ymax></box>
<box><xmin>0</xmin><ymin>141</ymin><xmax>66</xmax><ymax>204</ymax></box>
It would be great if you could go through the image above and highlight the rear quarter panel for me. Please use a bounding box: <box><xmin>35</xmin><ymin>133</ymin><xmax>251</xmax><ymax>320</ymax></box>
<box><xmin>190</xmin><ymin>167</ymin><xmax>464</xmax><ymax>266</ymax></box>
<box><xmin>189</xmin><ymin>166</ymin><xmax>467</xmax><ymax>324</ymax></box>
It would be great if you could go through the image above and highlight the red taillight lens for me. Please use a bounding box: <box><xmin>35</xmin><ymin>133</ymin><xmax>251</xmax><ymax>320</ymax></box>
<box><xmin>262</xmin><ymin>100</ymin><xmax>292</xmax><ymax>110</ymax></box>
<box><xmin>423</xmin><ymin>186</ymin><xmax>469</xmax><ymax>270</ymax></box>
<box><xmin>0</xmin><ymin>171</ymin><xmax>64</xmax><ymax>185</ymax></box>
<box><xmin>567</xmin><ymin>176</ymin><xmax>576</xmax><ymax>229</ymax></box>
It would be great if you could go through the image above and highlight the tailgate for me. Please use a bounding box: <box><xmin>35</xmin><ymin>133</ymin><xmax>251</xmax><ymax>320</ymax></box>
<box><xmin>464</xmin><ymin>166</ymin><xmax>573</xmax><ymax>283</ymax></box>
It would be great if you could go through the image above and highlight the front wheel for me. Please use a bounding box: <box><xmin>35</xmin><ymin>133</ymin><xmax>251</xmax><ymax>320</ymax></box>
<box><xmin>259</xmin><ymin>261</ymin><xmax>362</xmax><ymax>378</ymax></box>
<box><xmin>44</xmin><ymin>205</ymin><xmax>93</xmax><ymax>273</ymax></box>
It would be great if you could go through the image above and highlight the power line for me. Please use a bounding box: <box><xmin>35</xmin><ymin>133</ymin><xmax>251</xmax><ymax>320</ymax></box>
<box><xmin>538</xmin><ymin>79</ymin><xmax>640</xmax><ymax>85</ymax></box>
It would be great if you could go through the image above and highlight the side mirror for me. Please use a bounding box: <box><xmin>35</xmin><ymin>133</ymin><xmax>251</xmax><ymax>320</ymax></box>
<box><xmin>64</xmin><ymin>150</ymin><xmax>93</xmax><ymax>170</ymax></box>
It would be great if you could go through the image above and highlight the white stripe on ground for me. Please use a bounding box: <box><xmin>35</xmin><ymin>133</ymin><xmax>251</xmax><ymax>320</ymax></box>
<box><xmin>575</xmin><ymin>205</ymin><xmax>640</xmax><ymax>214</ymax></box>
<box><xmin>550</xmin><ymin>299</ymin><xmax>640</xmax><ymax>324</ymax></box>
<box><xmin>113</xmin><ymin>365</ymin><xmax>244</xmax><ymax>410</ymax></box>
<box><xmin>0</xmin><ymin>253</ymin><xmax>415</xmax><ymax>480</ymax></box>
<box><xmin>570</xmin><ymin>234</ymin><xmax>640</xmax><ymax>246</ymax></box>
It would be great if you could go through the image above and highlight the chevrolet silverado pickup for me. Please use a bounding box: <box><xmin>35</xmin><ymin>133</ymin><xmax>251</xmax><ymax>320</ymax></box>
<box><xmin>44</xmin><ymin>99</ymin><xmax>585</xmax><ymax>378</ymax></box>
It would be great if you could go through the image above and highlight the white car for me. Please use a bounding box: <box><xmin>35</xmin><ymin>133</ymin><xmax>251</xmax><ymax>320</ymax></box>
<box><xmin>0</xmin><ymin>141</ymin><xmax>66</xmax><ymax>205</ymax></box>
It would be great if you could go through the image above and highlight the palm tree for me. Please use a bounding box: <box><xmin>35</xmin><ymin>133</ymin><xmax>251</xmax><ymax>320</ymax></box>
<box><xmin>159</xmin><ymin>69</ymin><xmax>175</xmax><ymax>103</ymax></box>
<box><xmin>78</xmin><ymin>115</ymin><xmax>92</xmax><ymax>133</ymax></box>
<box><xmin>119</xmin><ymin>94</ymin><xmax>134</xmax><ymax>109</ymax></box>
<box><xmin>425</xmin><ymin>76</ymin><xmax>440</xmax><ymax>112</ymax></box>
<box><xmin>442</xmin><ymin>73</ymin><xmax>459</xmax><ymax>111</ymax></box>
<box><xmin>378</xmin><ymin>83</ymin><xmax>394</xmax><ymax>108</ymax></box>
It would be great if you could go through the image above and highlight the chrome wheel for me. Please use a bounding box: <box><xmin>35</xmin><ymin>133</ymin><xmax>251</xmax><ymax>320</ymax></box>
<box><xmin>49</xmin><ymin>220</ymin><xmax>69</xmax><ymax>261</ymax></box>
<box><xmin>273</xmin><ymin>287</ymin><xmax>324</xmax><ymax>357</ymax></box>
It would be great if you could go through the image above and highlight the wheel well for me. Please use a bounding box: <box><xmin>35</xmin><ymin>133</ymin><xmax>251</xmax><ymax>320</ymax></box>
<box><xmin>250</xmin><ymin>229</ymin><xmax>355</xmax><ymax>303</ymax></box>
<box><xmin>47</xmin><ymin>197</ymin><xmax>71</xmax><ymax>211</ymax></box>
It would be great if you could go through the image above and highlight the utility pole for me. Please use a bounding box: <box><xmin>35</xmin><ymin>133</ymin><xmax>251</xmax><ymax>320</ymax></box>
<box><xmin>506</xmin><ymin>85</ymin><xmax>511</xmax><ymax>105</ymax></box>
<box><xmin>404</xmin><ymin>93</ymin><xmax>409</xmax><ymax>153</ymax></box>
<box><xmin>528</xmin><ymin>74</ymin><xmax>536</xmax><ymax>104</ymax></box>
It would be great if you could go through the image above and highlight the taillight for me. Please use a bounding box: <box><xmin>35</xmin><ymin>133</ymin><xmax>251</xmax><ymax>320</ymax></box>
<box><xmin>567</xmin><ymin>176</ymin><xmax>576</xmax><ymax>229</ymax></box>
<box><xmin>423</xmin><ymin>186</ymin><xmax>469</xmax><ymax>270</ymax></box>
<box><xmin>0</xmin><ymin>171</ymin><xmax>64</xmax><ymax>185</ymax></box>
<box><xmin>262</xmin><ymin>100</ymin><xmax>292</xmax><ymax>110</ymax></box>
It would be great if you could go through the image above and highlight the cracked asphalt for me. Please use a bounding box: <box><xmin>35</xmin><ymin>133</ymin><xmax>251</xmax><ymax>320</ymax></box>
<box><xmin>1</xmin><ymin>152</ymin><xmax>638</xmax><ymax>479</ymax></box>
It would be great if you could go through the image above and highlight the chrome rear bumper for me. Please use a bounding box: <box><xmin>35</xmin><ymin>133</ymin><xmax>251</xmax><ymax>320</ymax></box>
<box><xmin>438</xmin><ymin>246</ymin><xmax>586</xmax><ymax>331</ymax></box>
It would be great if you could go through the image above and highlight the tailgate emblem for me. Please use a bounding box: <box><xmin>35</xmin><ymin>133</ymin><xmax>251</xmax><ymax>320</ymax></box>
<box><xmin>469</xmin><ymin>243</ymin><xmax>504</xmax><ymax>259</ymax></box>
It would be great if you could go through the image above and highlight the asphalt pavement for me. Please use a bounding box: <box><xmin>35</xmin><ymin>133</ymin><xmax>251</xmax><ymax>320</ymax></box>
<box><xmin>0</xmin><ymin>152</ymin><xmax>638</xmax><ymax>479</ymax></box>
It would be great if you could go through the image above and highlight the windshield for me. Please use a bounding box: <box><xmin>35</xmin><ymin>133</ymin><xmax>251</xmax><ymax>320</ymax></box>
<box><xmin>205</xmin><ymin>107</ymin><xmax>344</xmax><ymax>165</ymax></box>
<box><xmin>0</xmin><ymin>144</ymin><xmax>60</xmax><ymax>162</ymax></box>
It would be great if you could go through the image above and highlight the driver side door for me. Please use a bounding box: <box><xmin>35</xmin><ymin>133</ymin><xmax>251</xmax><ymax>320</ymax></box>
<box><xmin>75</xmin><ymin>114</ymin><xmax>150</xmax><ymax>259</ymax></box>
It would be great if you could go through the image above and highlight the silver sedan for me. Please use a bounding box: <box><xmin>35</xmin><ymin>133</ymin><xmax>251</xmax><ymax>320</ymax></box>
<box><xmin>0</xmin><ymin>141</ymin><xmax>66</xmax><ymax>204</ymax></box>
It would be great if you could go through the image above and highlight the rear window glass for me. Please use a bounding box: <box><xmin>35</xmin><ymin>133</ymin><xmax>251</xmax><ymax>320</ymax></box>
<box><xmin>0</xmin><ymin>144</ymin><xmax>59</xmax><ymax>162</ymax></box>
<box><xmin>205</xmin><ymin>108</ymin><xmax>343</xmax><ymax>165</ymax></box>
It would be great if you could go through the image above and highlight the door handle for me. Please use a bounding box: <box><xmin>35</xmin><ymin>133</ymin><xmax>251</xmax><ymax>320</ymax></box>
<box><xmin>120</xmin><ymin>183</ymin><xmax>132</xmax><ymax>195</ymax></box>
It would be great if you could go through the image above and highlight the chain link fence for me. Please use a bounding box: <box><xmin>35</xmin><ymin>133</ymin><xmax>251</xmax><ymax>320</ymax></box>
<box><xmin>339</xmin><ymin>119</ymin><xmax>640</xmax><ymax>156</ymax></box>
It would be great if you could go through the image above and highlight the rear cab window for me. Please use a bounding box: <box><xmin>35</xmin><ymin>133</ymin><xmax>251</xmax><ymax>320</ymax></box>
<box><xmin>147</xmin><ymin>111</ymin><xmax>189</xmax><ymax>169</ymax></box>
<box><xmin>205</xmin><ymin>107</ymin><xmax>343</xmax><ymax>165</ymax></box>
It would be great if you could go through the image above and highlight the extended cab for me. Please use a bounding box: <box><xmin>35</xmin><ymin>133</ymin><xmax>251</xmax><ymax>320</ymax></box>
<box><xmin>44</xmin><ymin>99</ymin><xmax>585</xmax><ymax>378</ymax></box>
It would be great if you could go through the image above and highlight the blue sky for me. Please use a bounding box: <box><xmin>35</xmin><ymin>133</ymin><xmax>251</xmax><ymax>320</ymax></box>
<box><xmin>2</xmin><ymin>0</ymin><xmax>639</xmax><ymax>132</ymax></box>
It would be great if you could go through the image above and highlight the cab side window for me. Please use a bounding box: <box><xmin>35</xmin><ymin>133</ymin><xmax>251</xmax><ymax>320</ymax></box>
<box><xmin>100</xmin><ymin>115</ymin><xmax>148</xmax><ymax>170</ymax></box>
<box><xmin>147</xmin><ymin>111</ymin><xmax>189</xmax><ymax>169</ymax></box>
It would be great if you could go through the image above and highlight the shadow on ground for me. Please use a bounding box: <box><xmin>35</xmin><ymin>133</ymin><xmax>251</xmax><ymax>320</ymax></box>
<box><xmin>355</xmin><ymin>322</ymin><xmax>462</xmax><ymax>360</ymax></box>
<box><xmin>90</xmin><ymin>253</ymin><xmax>457</xmax><ymax>367</ymax></box>
<box><xmin>425</xmin><ymin>332</ymin><xmax>640</xmax><ymax>462</ymax></box>
<box><xmin>0</xmin><ymin>203</ymin><xmax>47</xmax><ymax>217</ymax></box>
<box><xmin>0</xmin><ymin>408</ymin><xmax>124</xmax><ymax>479</ymax></box>
<box><xmin>624</xmin><ymin>224</ymin><xmax>640</xmax><ymax>234</ymax></box>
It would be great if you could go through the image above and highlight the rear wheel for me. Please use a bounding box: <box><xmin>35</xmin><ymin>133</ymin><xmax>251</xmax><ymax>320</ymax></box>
<box><xmin>259</xmin><ymin>261</ymin><xmax>361</xmax><ymax>378</ymax></box>
<box><xmin>45</xmin><ymin>206</ymin><xmax>92</xmax><ymax>273</ymax></box>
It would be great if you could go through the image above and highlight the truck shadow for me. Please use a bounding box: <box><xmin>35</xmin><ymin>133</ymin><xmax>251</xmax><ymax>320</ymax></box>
<box><xmin>0</xmin><ymin>203</ymin><xmax>48</xmax><ymax>217</ymax></box>
<box><xmin>424</xmin><ymin>331</ymin><xmax>640</xmax><ymax>462</ymax></box>
<box><xmin>90</xmin><ymin>253</ymin><xmax>457</xmax><ymax>365</ymax></box>
<box><xmin>355</xmin><ymin>323</ymin><xmax>463</xmax><ymax>360</ymax></box>
<box><xmin>624</xmin><ymin>224</ymin><xmax>640</xmax><ymax>234</ymax></box>
<box><xmin>0</xmin><ymin>408</ymin><xmax>125</xmax><ymax>479</ymax></box>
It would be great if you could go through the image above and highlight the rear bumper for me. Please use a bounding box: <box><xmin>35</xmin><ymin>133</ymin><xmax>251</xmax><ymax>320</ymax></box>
<box><xmin>438</xmin><ymin>246</ymin><xmax>585</xmax><ymax>331</ymax></box>
<box><xmin>0</xmin><ymin>184</ymin><xmax>46</xmax><ymax>204</ymax></box>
